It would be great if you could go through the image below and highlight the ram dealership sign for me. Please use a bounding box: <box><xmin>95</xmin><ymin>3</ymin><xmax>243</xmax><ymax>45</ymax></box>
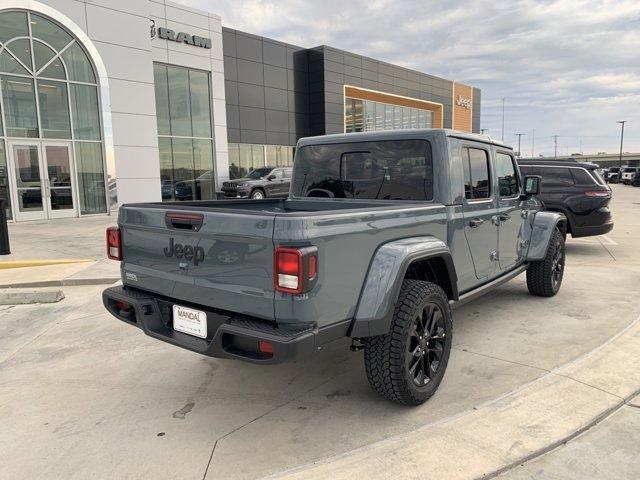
<box><xmin>150</xmin><ymin>21</ymin><xmax>211</xmax><ymax>49</ymax></box>
<box><xmin>456</xmin><ymin>95</ymin><xmax>472</xmax><ymax>110</ymax></box>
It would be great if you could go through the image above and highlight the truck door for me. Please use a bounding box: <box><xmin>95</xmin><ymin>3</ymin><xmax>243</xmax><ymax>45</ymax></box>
<box><xmin>495</xmin><ymin>151</ymin><xmax>524</xmax><ymax>270</ymax></box>
<box><xmin>461</xmin><ymin>146</ymin><xmax>499</xmax><ymax>280</ymax></box>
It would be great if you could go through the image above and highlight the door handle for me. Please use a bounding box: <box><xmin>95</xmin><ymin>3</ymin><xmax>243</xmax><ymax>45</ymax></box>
<box><xmin>469</xmin><ymin>218</ymin><xmax>484</xmax><ymax>228</ymax></box>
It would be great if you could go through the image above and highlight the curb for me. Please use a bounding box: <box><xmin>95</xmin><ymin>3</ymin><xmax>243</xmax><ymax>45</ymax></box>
<box><xmin>0</xmin><ymin>288</ymin><xmax>65</xmax><ymax>305</ymax></box>
<box><xmin>273</xmin><ymin>313</ymin><xmax>640</xmax><ymax>480</ymax></box>
<box><xmin>0</xmin><ymin>259</ymin><xmax>93</xmax><ymax>269</ymax></box>
<box><xmin>0</xmin><ymin>277</ymin><xmax>121</xmax><ymax>289</ymax></box>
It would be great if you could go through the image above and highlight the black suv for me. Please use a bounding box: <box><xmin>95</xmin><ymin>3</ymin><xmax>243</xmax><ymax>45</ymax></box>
<box><xmin>221</xmin><ymin>167</ymin><xmax>292</xmax><ymax>199</ymax></box>
<box><xmin>519</xmin><ymin>160</ymin><xmax>613</xmax><ymax>238</ymax></box>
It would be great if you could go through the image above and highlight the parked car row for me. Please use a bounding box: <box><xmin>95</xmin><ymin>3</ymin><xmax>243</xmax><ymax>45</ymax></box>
<box><xmin>602</xmin><ymin>166</ymin><xmax>640</xmax><ymax>185</ymax></box>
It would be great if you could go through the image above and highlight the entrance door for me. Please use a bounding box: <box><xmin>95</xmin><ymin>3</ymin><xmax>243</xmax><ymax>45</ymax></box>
<box><xmin>7</xmin><ymin>141</ymin><xmax>77</xmax><ymax>221</ymax></box>
<box><xmin>42</xmin><ymin>144</ymin><xmax>76</xmax><ymax>219</ymax></box>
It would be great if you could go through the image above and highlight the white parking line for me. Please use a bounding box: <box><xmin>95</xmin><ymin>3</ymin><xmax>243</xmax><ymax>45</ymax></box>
<box><xmin>600</xmin><ymin>235</ymin><xmax>618</xmax><ymax>245</ymax></box>
<box><xmin>569</xmin><ymin>235</ymin><xmax>617</xmax><ymax>246</ymax></box>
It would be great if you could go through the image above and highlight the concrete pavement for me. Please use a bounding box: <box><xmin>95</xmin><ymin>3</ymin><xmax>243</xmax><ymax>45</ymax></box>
<box><xmin>0</xmin><ymin>185</ymin><xmax>638</xmax><ymax>479</ymax></box>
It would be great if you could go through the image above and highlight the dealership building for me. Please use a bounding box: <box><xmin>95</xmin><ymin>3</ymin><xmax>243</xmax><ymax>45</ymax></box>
<box><xmin>0</xmin><ymin>0</ymin><xmax>481</xmax><ymax>222</ymax></box>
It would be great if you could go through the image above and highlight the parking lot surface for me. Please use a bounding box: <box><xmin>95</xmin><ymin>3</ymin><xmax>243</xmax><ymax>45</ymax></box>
<box><xmin>1</xmin><ymin>185</ymin><xmax>639</xmax><ymax>479</ymax></box>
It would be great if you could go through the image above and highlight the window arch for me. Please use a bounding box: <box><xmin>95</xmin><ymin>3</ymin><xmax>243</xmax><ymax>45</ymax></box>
<box><xmin>0</xmin><ymin>9</ymin><xmax>106</xmax><ymax>214</ymax></box>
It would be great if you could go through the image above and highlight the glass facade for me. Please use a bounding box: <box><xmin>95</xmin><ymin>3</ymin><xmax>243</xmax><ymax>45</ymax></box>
<box><xmin>0</xmin><ymin>10</ymin><xmax>106</xmax><ymax>218</ymax></box>
<box><xmin>228</xmin><ymin>143</ymin><xmax>294</xmax><ymax>179</ymax></box>
<box><xmin>153</xmin><ymin>63</ymin><xmax>215</xmax><ymax>201</ymax></box>
<box><xmin>344</xmin><ymin>97</ymin><xmax>433</xmax><ymax>133</ymax></box>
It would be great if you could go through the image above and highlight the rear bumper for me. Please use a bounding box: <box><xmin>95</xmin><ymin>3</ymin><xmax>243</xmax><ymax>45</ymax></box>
<box><xmin>103</xmin><ymin>286</ymin><xmax>347</xmax><ymax>364</ymax></box>
<box><xmin>571</xmin><ymin>221</ymin><xmax>614</xmax><ymax>238</ymax></box>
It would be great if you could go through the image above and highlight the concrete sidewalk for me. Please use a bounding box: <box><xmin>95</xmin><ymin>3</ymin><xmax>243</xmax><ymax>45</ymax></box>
<box><xmin>498</xmin><ymin>394</ymin><xmax>640</xmax><ymax>479</ymax></box>
<box><xmin>0</xmin><ymin>260</ymin><xmax>120</xmax><ymax>288</ymax></box>
<box><xmin>3</xmin><ymin>215</ymin><xmax>115</xmax><ymax>262</ymax></box>
<box><xmin>0</xmin><ymin>215</ymin><xmax>119</xmax><ymax>289</ymax></box>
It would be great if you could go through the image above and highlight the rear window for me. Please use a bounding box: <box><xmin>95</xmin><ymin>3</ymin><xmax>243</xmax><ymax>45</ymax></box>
<box><xmin>462</xmin><ymin>147</ymin><xmax>491</xmax><ymax>199</ymax></box>
<box><xmin>291</xmin><ymin>140</ymin><xmax>433</xmax><ymax>200</ymax></box>
<box><xmin>495</xmin><ymin>152</ymin><xmax>519</xmax><ymax>197</ymax></box>
<box><xmin>570</xmin><ymin>168</ymin><xmax>597</xmax><ymax>185</ymax></box>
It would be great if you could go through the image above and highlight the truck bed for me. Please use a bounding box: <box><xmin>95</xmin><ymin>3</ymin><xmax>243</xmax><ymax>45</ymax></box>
<box><xmin>127</xmin><ymin>197</ymin><xmax>429</xmax><ymax>215</ymax></box>
<box><xmin>118</xmin><ymin>198</ymin><xmax>450</xmax><ymax>329</ymax></box>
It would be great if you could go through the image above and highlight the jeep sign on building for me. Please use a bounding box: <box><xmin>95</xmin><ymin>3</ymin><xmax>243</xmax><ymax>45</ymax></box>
<box><xmin>0</xmin><ymin>0</ymin><xmax>480</xmax><ymax>222</ymax></box>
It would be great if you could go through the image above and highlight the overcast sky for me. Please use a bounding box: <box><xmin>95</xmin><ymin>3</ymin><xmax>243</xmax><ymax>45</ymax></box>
<box><xmin>180</xmin><ymin>0</ymin><xmax>640</xmax><ymax>156</ymax></box>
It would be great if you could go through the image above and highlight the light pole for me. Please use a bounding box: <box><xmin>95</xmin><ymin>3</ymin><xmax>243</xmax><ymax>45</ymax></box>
<box><xmin>501</xmin><ymin>98</ymin><xmax>505</xmax><ymax>141</ymax></box>
<box><xmin>515</xmin><ymin>133</ymin><xmax>525</xmax><ymax>158</ymax></box>
<box><xmin>481</xmin><ymin>128</ymin><xmax>488</xmax><ymax>134</ymax></box>
<box><xmin>552</xmin><ymin>135</ymin><xmax>559</xmax><ymax>159</ymax></box>
<box><xmin>617</xmin><ymin>121</ymin><xmax>626</xmax><ymax>169</ymax></box>
<box><xmin>531</xmin><ymin>128</ymin><xmax>535</xmax><ymax>158</ymax></box>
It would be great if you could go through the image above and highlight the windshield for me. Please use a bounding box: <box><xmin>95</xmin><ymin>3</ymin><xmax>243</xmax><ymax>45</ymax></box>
<box><xmin>246</xmin><ymin>168</ymin><xmax>273</xmax><ymax>180</ymax></box>
<box><xmin>623</xmin><ymin>168</ymin><xmax>636</xmax><ymax>173</ymax></box>
<box><xmin>291</xmin><ymin>140</ymin><xmax>433</xmax><ymax>200</ymax></box>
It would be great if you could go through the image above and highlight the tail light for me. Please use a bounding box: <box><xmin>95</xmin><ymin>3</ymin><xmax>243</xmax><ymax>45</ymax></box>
<box><xmin>106</xmin><ymin>226</ymin><xmax>122</xmax><ymax>261</ymax></box>
<box><xmin>274</xmin><ymin>246</ymin><xmax>318</xmax><ymax>294</ymax></box>
<box><xmin>585</xmin><ymin>191</ymin><xmax>611</xmax><ymax>197</ymax></box>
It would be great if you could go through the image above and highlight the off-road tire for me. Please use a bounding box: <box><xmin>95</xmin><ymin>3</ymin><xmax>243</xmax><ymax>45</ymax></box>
<box><xmin>363</xmin><ymin>280</ymin><xmax>452</xmax><ymax>406</ymax></box>
<box><xmin>526</xmin><ymin>227</ymin><xmax>565</xmax><ymax>297</ymax></box>
<box><xmin>250</xmin><ymin>189</ymin><xmax>265</xmax><ymax>199</ymax></box>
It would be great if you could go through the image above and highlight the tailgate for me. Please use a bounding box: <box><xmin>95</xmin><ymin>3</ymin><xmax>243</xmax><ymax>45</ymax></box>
<box><xmin>119</xmin><ymin>205</ymin><xmax>276</xmax><ymax>320</ymax></box>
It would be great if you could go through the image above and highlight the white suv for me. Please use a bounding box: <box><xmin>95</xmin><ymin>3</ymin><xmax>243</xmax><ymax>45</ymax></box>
<box><xmin>621</xmin><ymin>167</ymin><xmax>639</xmax><ymax>185</ymax></box>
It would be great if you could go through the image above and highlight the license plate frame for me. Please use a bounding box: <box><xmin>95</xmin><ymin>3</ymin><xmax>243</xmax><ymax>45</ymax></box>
<box><xmin>172</xmin><ymin>304</ymin><xmax>207</xmax><ymax>339</ymax></box>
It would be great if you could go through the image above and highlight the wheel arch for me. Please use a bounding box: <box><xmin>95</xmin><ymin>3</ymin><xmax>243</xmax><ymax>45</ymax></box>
<box><xmin>349</xmin><ymin>236</ymin><xmax>458</xmax><ymax>338</ymax></box>
<box><xmin>526</xmin><ymin>211</ymin><xmax>567</xmax><ymax>261</ymax></box>
<box><xmin>250</xmin><ymin>187</ymin><xmax>266</xmax><ymax>198</ymax></box>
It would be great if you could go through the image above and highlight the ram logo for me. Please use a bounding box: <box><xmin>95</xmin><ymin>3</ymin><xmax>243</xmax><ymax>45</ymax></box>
<box><xmin>157</xmin><ymin>27</ymin><xmax>211</xmax><ymax>49</ymax></box>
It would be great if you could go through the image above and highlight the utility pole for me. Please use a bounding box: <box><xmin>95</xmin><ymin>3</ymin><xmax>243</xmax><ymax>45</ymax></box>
<box><xmin>531</xmin><ymin>128</ymin><xmax>535</xmax><ymax>158</ymax></box>
<box><xmin>501</xmin><ymin>98</ymin><xmax>505</xmax><ymax>141</ymax></box>
<box><xmin>617</xmin><ymin>121</ymin><xmax>626</xmax><ymax>169</ymax></box>
<box><xmin>515</xmin><ymin>133</ymin><xmax>525</xmax><ymax>158</ymax></box>
<box><xmin>552</xmin><ymin>135</ymin><xmax>559</xmax><ymax>159</ymax></box>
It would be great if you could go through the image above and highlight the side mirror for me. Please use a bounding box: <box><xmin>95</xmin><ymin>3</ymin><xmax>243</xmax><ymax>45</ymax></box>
<box><xmin>521</xmin><ymin>175</ymin><xmax>541</xmax><ymax>198</ymax></box>
<box><xmin>267</xmin><ymin>174</ymin><xmax>276</xmax><ymax>181</ymax></box>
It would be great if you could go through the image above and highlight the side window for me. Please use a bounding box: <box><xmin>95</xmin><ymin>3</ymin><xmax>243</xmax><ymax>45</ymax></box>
<box><xmin>462</xmin><ymin>147</ymin><xmax>491</xmax><ymax>200</ymax></box>
<box><xmin>570</xmin><ymin>168</ymin><xmax>596</xmax><ymax>185</ymax></box>
<box><xmin>284</xmin><ymin>168</ymin><xmax>292</xmax><ymax>179</ymax></box>
<box><xmin>272</xmin><ymin>169</ymin><xmax>283</xmax><ymax>179</ymax></box>
<box><xmin>542</xmin><ymin>167</ymin><xmax>574</xmax><ymax>187</ymax></box>
<box><xmin>495</xmin><ymin>152</ymin><xmax>519</xmax><ymax>197</ymax></box>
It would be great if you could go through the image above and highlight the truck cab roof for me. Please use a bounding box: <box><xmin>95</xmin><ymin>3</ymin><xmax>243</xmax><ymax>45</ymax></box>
<box><xmin>518</xmin><ymin>159</ymin><xmax>601</xmax><ymax>170</ymax></box>
<box><xmin>297</xmin><ymin>129</ymin><xmax>514</xmax><ymax>151</ymax></box>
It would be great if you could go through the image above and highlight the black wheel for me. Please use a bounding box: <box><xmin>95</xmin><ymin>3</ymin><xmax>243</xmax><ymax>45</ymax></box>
<box><xmin>250</xmin><ymin>189</ymin><xmax>265</xmax><ymax>199</ymax></box>
<box><xmin>527</xmin><ymin>227</ymin><xmax>565</xmax><ymax>297</ymax></box>
<box><xmin>363</xmin><ymin>280</ymin><xmax>452</xmax><ymax>406</ymax></box>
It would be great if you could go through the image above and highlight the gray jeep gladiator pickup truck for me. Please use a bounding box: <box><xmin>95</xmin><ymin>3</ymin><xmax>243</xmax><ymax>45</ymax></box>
<box><xmin>103</xmin><ymin>129</ymin><xmax>566</xmax><ymax>405</ymax></box>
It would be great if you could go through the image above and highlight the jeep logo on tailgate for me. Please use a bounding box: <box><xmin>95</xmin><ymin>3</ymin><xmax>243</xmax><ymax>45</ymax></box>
<box><xmin>164</xmin><ymin>238</ymin><xmax>205</xmax><ymax>265</ymax></box>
